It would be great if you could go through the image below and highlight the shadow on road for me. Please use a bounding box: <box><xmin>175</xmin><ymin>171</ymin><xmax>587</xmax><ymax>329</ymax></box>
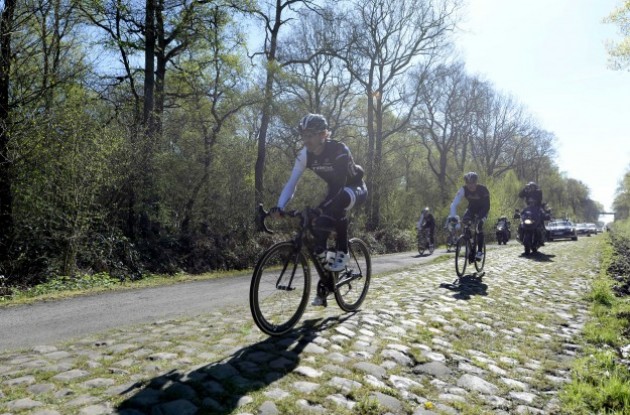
<box><xmin>439</xmin><ymin>273</ymin><xmax>488</xmax><ymax>300</ymax></box>
<box><xmin>116</xmin><ymin>314</ymin><xmax>354</xmax><ymax>414</ymax></box>
<box><xmin>519</xmin><ymin>252</ymin><xmax>555</xmax><ymax>262</ymax></box>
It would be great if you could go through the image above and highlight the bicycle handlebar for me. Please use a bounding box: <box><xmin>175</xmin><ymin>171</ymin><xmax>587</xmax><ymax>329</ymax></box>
<box><xmin>256</xmin><ymin>203</ymin><xmax>306</xmax><ymax>234</ymax></box>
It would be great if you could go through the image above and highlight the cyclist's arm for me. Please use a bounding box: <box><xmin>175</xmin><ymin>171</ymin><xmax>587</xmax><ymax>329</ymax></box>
<box><xmin>449</xmin><ymin>187</ymin><xmax>465</xmax><ymax>217</ymax></box>
<box><xmin>277</xmin><ymin>149</ymin><xmax>307</xmax><ymax>209</ymax></box>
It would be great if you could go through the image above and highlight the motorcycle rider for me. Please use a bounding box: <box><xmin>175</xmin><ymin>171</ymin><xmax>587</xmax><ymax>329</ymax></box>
<box><xmin>449</xmin><ymin>172</ymin><xmax>490</xmax><ymax>261</ymax></box>
<box><xmin>416</xmin><ymin>207</ymin><xmax>436</xmax><ymax>249</ymax></box>
<box><xmin>496</xmin><ymin>215</ymin><xmax>511</xmax><ymax>242</ymax></box>
<box><xmin>518</xmin><ymin>181</ymin><xmax>546</xmax><ymax>245</ymax></box>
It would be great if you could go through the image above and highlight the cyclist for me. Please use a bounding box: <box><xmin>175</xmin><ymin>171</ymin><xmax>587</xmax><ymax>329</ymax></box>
<box><xmin>270</xmin><ymin>113</ymin><xmax>367</xmax><ymax>306</ymax></box>
<box><xmin>448</xmin><ymin>172</ymin><xmax>490</xmax><ymax>261</ymax></box>
<box><xmin>416</xmin><ymin>207</ymin><xmax>436</xmax><ymax>249</ymax></box>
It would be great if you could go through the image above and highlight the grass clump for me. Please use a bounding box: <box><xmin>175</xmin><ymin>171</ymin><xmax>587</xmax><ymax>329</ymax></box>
<box><xmin>559</xmin><ymin>230</ymin><xmax>630</xmax><ymax>414</ymax></box>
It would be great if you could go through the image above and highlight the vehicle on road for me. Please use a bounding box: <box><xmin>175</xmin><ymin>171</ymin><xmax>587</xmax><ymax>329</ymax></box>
<box><xmin>515</xmin><ymin>198</ymin><xmax>545</xmax><ymax>255</ymax></box>
<box><xmin>546</xmin><ymin>219</ymin><xmax>578</xmax><ymax>241</ymax></box>
<box><xmin>251</xmin><ymin>204</ymin><xmax>371</xmax><ymax>336</ymax></box>
<box><xmin>575</xmin><ymin>223</ymin><xmax>591</xmax><ymax>236</ymax></box>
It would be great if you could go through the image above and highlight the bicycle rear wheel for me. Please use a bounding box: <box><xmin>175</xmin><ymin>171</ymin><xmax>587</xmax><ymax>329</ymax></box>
<box><xmin>474</xmin><ymin>240</ymin><xmax>486</xmax><ymax>272</ymax></box>
<box><xmin>250</xmin><ymin>242</ymin><xmax>311</xmax><ymax>336</ymax></box>
<box><xmin>455</xmin><ymin>236</ymin><xmax>468</xmax><ymax>277</ymax></box>
<box><xmin>335</xmin><ymin>238</ymin><xmax>371</xmax><ymax>312</ymax></box>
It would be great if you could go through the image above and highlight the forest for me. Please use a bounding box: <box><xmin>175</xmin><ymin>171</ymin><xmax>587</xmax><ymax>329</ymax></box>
<box><xmin>0</xmin><ymin>0</ymin><xmax>608</xmax><ymax>287</ymax></box>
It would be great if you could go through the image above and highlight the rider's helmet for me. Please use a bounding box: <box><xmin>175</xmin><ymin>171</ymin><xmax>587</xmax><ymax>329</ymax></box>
<box><xmin>464</xmin><ymin>171</ymin><xmax>478</xmax><ymax>184</ymax></box>
<box><xmin>298</xmin><ymin>113</ymin><xmax>328</xmax><ymax>133</ymax></box>
<box><xmin>423</xmin><ymin>207</ymin><xmax>430</xmax><ymax>212</ymax></box>
<box><xmin>526</xmin><ymin>181</ymin><xmax>538</xmax><ymax>190</ymax></box>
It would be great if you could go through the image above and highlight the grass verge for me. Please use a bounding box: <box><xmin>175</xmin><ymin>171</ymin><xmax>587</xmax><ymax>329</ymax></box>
<box><xmin>558</xmin><ymin>232</ymin><xmax>630</xmax><ymax>414</ymax></box>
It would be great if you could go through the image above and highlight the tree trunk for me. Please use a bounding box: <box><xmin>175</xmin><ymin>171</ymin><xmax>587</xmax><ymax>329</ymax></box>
<box><xmin>0</xmin><ymin>0</ymin><xmax>16</xmax><ymax>260</ymax></box>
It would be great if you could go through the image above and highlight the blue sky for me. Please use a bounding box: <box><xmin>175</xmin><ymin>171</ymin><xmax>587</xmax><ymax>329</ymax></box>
<box><xmin>455</xmin><ymin>0</ymin><xmax>630</xmax><ymax>214</ymax></box>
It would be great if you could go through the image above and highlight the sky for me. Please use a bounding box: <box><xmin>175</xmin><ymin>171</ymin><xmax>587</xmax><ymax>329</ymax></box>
<box><xmin>455</xmin><ymin>0</ymin><xmax>630</xmax><ymax>215</ymax></box>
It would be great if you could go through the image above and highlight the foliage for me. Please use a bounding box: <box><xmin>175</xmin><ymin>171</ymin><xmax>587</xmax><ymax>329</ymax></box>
<box><xmin>613</xmin><ymin>166</ymin><xmax>630</xmax><ymax>220</ymax></box>
<box><xmin>0</xmin><ymin>0</ymin><xmax>615</xmax><ymax>288</ymax></box>
<box><xmin>604</xmin><ymin>3</ymin><xmax>630</xmax><ymax>71</ymax></box>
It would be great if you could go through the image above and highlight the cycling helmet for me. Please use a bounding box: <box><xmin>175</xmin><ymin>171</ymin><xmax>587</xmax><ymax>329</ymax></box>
<box><xmin>463</xmin><ymin>171</ymin><xmax>478</xmax><ymax>184</ymax></box>
<box><xmin>526</xmin><ymin>181</ymin><xmax>538</xmax><ymax>190</ymax></box>
<box><xmin>298</xmin><ymin>114</ymin><xmax>328</xmax><ymax>133</ymax></box>
<box><xmin>423</xmin><ymin>207</ymin><xmax>430</xmax><ymax>212</ymax></box>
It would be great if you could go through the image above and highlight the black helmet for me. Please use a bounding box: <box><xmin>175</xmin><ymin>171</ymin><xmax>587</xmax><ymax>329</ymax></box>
<box><xmin>298</xmin><ymin>114</ymin><xmax>328</xmax><ymax>133</ymax></box>
<box><xmin>464</xmin><ymin>171</ymin><xmax>478</xmax><ymax>184</ymax></box>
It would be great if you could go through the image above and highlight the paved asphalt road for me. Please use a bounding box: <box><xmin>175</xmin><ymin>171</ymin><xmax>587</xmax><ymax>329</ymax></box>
<box><xmin>1</xmin><ymin>248</ymin><xmax>478</xmax><ymax>352</ymax></box>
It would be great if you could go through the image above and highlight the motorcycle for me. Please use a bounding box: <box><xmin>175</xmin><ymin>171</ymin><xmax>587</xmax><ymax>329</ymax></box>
<box><xmin>515</xmin><ymin>198</ymin><xmax>545</xmax><ymax>255</ymax></box>
<box><xmin>495</xmin><ymin>218</ymin><xmax>511</xmax><ymax>245</ymax></box>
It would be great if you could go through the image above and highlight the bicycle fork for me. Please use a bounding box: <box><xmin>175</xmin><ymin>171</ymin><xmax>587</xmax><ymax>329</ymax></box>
<box><xmin>275</xmin><ymin>251</ymin><xmax>300</xmax><ymax>291</ymax></box>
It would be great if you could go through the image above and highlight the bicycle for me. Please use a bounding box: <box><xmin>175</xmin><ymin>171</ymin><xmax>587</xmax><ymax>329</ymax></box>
<box><xmin>454</xmin><ymin>215</ymin><xmax>486</xmax><ymax>277</ymax></box>
<box><xmin>416</xmin><ymin>228</ymin><xmax>434</xmax><ymax>256</ymax></box>
<box><xmin>445</xmin><ymin>218</ymin><xmax>460</xmax><ymax>252</ymax></box>
<box><xmin>250</xmin><ymin>204</ymin><xmax>371</xmax><ymax>336</ymax></box>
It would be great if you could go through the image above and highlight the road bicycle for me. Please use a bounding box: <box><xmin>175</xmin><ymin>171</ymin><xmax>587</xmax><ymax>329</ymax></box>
<box><xmin>445</xmin><ymin>218</ymin><xmax>460</xmax><ymax>252</ymax></box>
<box><xmin>416</xmin><ymin>228</ymin><xmax>435</xmax><ymax>256</ymax></box>
<box><xmin>454</xmin><ymin>215</ymin><xmax>486</xmax><ymax>277</ymax></box>
<box><xmin>250</xmin><ymin>204</ymin><xmax>371</xmax><ymax>336</ymax></box>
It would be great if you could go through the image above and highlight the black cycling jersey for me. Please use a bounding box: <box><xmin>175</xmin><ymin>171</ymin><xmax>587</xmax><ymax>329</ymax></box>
<box><xmin>277</xmin><ymin>140</ymin><xmax>365</xmax><ymax>210</ymax></box>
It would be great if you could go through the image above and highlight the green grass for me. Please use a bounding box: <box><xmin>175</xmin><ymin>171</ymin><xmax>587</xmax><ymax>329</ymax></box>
<box><xmin>558</xmin><ymin>233</ymin><xmax>630</xmax><ymax>415</ymax></box>
<box><xmin>0</xmin><ymin>269</ymin><xmax>242</xmax><ymax>307</ymax></box>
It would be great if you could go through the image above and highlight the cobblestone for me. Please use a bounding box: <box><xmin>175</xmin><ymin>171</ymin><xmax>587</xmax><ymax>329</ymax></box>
<box><xmin>0</xmin><ymin>238</ymin><xmax>601</xmax><ymax>414</ymax></box>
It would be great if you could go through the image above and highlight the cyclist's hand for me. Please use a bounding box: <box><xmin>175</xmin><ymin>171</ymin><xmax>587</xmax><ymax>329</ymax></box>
<box><xmin>269</xmin><ymin>206</ymin><xmax>283</xmax><ymax>219</ymax></box>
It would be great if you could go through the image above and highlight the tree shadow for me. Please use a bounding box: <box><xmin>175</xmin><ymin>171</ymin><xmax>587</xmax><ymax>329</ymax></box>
<box><xmin>519</xmin><ymin>252</ymin><xmax>555</xmax><ymax>262</ymax></box>
<box><xmin>115</xmin><ymin>314</ymin><xmax>354</xmax><ymax>414</ymax></box>
<box><xmin>439</xmin><ymin>273</ymin><xmax>488</xmax><ymax>300</ymax></box>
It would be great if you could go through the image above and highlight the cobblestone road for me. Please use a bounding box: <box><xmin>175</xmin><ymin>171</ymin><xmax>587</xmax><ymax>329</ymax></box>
<box><xmin>0</xmin><ymin>237</ymin><xmax>602</xmax><ymax>415</ymax></box>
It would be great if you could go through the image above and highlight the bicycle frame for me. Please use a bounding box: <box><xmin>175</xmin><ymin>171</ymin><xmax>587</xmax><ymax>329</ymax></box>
<box><xmin>251</xmin><ymin>204</ymin><xmax>372</xmax><ymax>335</ymax></box>
<box><xmin>259</xmin><ymin>205</ymin><xmax>354</xmax><ymax>294</ymax></box>
<box><xmin>454</xmin><ymin>214</ymin><xmax>485</xmax><ymax>277</ymax></box>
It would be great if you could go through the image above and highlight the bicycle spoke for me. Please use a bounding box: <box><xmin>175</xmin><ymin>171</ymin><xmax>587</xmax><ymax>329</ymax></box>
<box><xmin>335</xmin><ymin>238</ymin><xmax>371</xmax><ymax>311</ymax></box>
<box><xmin>250</xmin><ymin>242</ymin><xmax>310</xmax><ymax>336</ymax></box>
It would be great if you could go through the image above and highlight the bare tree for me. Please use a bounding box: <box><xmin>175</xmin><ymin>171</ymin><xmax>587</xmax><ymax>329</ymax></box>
<box><xmin>275</xmin><ymin>8</ymin><xmax>358</xmax><ymax>155</ymax></box>
<box><xmin>413</xmin><ymin>62</ymin><xmax>477</xmax><ymax>204</ymax></box>
<box><xmin>333</xmin><ymin>0</ymin><xmax>460</xmax><ymax>230</ymax></box>
<box><xmin>234</xmin><ymin>0</ymin><xmax>323</xmax><ymax>206</ymax></box>
<box><xmin>470</xmin><ymin>84</ymin><xmax>556</xmax><ymax>179</ymax></box>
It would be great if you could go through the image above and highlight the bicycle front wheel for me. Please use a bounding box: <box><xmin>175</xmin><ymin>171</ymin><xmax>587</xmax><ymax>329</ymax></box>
<box><xmin>474</xmin><ymin>240</ymin><xmax>486</xmax><ymax>272</ymax></box>
<box><xmin>455</xmin><ymin>236</ymin><xmax>468</xmax><ymax>277</ymax></box>
<box><xmin>250</xmin><ymin>242</ymin><xmax>311</xmax><ymax>336</ymax></box>
<box><xmin>335</xmin><ymin>238</ymin><xmax>371</xmax><ymax>312</ymax></box>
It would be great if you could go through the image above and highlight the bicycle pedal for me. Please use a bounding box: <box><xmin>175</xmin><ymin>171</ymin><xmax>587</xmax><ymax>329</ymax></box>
<box><xmin>276</xmin><ymin>285</ymin><xmax>295</xmax><ymax>291</ymax></box>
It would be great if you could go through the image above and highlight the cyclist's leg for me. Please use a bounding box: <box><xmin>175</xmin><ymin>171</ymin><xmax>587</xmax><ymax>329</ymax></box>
<box><xmin>323</xmin><ymin>184</ymin><xmax>367</xmax><ymax>270</ymax></box>
<box><xmin>429</xmin><ymin>224</ymin><xmax>435</xmax><ymax>245</ymax></box>
<box><xmin>476</xmin><ymin>217</ymin><xmax>486</xmax><ymax>251</ymax></box>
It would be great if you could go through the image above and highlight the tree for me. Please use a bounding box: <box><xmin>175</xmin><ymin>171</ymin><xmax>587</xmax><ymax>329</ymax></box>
<box><xmin>604</xmin><ymin>3</ymin><xmax>630</xmax><ymax>71</ymax></box>
<box><xmin>334</xmin><ymin>0</ymin><xmax>460</xmax><ymax>230</ymax></box>
<box><xmin>0</xmin><ymin>0</ymin><xmax>16</xmax><ymax>259</ymax></box>
<box><xmin>242</xmin><ymin>0</ymin><xmax>323</xmax><ymax>206</ymax></box>
<box><xmin>413</xmin><ymin>62</ymin><xmax>477</xmax><ymax>204</ymax></box>
<box><xmin>613</xmin><ymin>167</ymin><xmax>630</xmax><ymax>220</ymax></box>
